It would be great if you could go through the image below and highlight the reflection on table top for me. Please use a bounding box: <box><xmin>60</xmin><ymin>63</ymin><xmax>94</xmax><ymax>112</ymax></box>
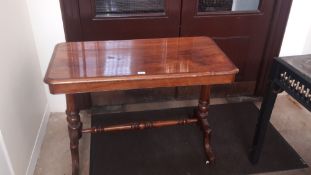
<box><xmin>45</xmin><ymin>37</ymin><xmax>238</xmax><ymax>85</ymax></box>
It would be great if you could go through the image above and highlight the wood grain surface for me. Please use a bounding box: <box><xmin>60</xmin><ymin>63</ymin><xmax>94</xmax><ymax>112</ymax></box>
<box><xmin>44</xmin><ymin>37</ymin><xmax>238</xmax><ymax>94</ymax></box>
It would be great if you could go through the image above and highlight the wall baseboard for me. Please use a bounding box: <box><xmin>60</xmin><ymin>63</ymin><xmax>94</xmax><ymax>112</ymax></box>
<box><xmin>0</xmin><ymin>130</ymin><xmax>15</xmax><ymax>175</ymax></box>
<box><xmin>26</xmin><ymin>103</ymin><xmax>50</xmax><ymax>175</ymax></box>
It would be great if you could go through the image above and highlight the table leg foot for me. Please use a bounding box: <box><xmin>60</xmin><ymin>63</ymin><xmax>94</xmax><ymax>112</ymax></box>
<box><xmin>196</xmin><ymin>85</ymin><xmax>216</xmax><ymax>164</ymax></box>
<box><xmin>66</xmin><ymin>94</ymin><xmax>82</xmax><ymax>175</ymax></box>
<box><xmin>203</xmin><ymin>125</ymin><xmax>216</xmax><ymax>164</ymax></box>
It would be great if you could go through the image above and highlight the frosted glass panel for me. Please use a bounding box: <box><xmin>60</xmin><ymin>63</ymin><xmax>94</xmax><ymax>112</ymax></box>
<box><xmin>96</xmin><ymin>0</ymin><xmax>165</xmax><ymax>17</ymax></box>
<box><xmin>198</xmin><ymin>0</ymin><xmax>260</xmax><ymax>12</ymax></box>
<box><xmin>232</xmin><ymin>0</ymin><xmax>260</xmax><ymax>11</ymax></box>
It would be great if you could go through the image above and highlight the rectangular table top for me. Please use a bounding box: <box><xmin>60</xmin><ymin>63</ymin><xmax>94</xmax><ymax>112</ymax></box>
<box><xmin>44</xmin><ymin>37</ymin><xmax>239</xmax><ymax>94</ymax></box>
<box><xmin>274</xmin><ymin>55</ymin><xmax>311</xmax><ymax>111</ymax></box>
<box><xmin>276</xmin><ymin>55</ymin><xmax>311</xmax><ymax>84</ymax></box>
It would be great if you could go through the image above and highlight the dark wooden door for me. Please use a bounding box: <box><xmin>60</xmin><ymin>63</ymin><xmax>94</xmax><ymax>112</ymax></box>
<box><xmin>78</xmin><ymin>0</ymin><xmax>182</xmax><ymax>40</ymax></box>
<box><xmin>180</xmin><ymin>0</ymin><xmax>276</xmax><ymax>95</ymax></box>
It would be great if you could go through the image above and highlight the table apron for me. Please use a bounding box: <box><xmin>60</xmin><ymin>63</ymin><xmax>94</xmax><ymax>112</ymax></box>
<box><xmin>48</xmin><ymin>74</ymin><xmax>236</xmax><ymax>94</ymax></box>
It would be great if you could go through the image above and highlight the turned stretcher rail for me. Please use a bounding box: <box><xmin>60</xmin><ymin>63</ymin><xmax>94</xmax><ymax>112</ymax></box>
<box><xmin>82</xmin><ymin>118</ymin><xmax>198</xmax><ymax>133</ymax></box>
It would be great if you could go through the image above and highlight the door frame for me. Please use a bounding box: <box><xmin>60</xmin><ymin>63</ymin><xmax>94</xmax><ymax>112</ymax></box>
<box><xmin>255</xmin><ymin>0</ymin><xmax>293</xmax><ymax>95</ymax></box>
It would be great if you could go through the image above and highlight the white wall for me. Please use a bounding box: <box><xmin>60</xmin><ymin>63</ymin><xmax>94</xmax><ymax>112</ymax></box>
<box><xmin>26</xmin><ymin>0</ymin><xmax>66</xmax><ymax>112</ymax></box>
<box><xmin>0</xmin><ymin>0</ymin><xmax>49</xmax><ymax>174</ymax></box>
<box><xmin>0</xmin><ymin>131</ymin><xmax>15</xmax><ymax>175</ymax></box>
<box><xmin>302</xmin><ymin>24</ymin><xmax>311</xmax><ymax>54</ymax></box>
<box><xmin>280</xmin><ymin>0</ymin><xmax>311</xmax><ymax>56</ymax></box>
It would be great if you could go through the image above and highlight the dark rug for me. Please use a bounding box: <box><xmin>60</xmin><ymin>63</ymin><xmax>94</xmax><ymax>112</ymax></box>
<box><xmin>90</xmin><ymin>102</ymin><xmax>308</xmax><ymax>175</ymax></box>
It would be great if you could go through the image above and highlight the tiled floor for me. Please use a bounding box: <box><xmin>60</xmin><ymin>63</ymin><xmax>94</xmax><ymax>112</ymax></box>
<box><xmin>34</xmin><ymin>94</ymin><xmax>311</xmax><ymax>175</ymax></box>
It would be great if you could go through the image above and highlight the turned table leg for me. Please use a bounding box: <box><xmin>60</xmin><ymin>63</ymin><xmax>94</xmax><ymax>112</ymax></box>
<box><xmin>196</xmin><ymin>85</ymin><xmax>216</xmax><ymax>164</ymax></box>
<box><xmin>66</xmin><ymin>94</ymin><xmax>82</xmax><ymax>175</ymax></box>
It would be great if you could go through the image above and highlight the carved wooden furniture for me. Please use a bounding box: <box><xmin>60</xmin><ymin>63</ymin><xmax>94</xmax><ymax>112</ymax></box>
<box><xmin>60</xmin><ymin>0</ymin><xmax>293</xmax><ymax>107</ymax></box>
<box><xmin>250</xmin><ymin>55</ymin><xmax>311</xmax><ymax>164</ymax></box>
<box><xmin>44</xmin><ymin>36</ymin><xmax>239</xmax><ymax>175</ymax></box>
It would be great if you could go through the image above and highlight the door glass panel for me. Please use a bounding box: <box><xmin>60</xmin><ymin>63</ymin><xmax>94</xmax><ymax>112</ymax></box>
<box><xmin>198</xmin><ymin>0</ymin><xmax>260</xmax><ymax>12</ymax></box>
<box><xmin>96</xmin><ymin>0</ymin><xmax>165</xmax><ymax>17</ymax></box>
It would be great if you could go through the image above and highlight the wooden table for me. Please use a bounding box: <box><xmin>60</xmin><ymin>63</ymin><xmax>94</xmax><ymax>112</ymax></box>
<box><xmin>44</xmin><ymin>37</ymin><xmax>239</xmax><ymax>175</ymax></box>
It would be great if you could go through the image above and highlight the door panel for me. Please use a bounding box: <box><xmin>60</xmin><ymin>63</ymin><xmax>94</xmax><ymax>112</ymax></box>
<box><xmin>213</xmin><ymin>37</ymin><xmax>250</xmax><ymax>81</ymax></box>
<box><xmin>181</xmin><ymin>0</ymin><xmax>276</xmax><ymax>85</ymax></box>
<box><xmin>79</xmin><ymin>0</ymin><xmax>182</xmax><ymax>40</ymax></box>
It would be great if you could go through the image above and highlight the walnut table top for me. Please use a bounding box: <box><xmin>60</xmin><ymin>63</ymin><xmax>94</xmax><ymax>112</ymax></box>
<box><xmin>44</xmin><ymin>37</ymin><xmax>239</xmax><ymax>94</ymax></box>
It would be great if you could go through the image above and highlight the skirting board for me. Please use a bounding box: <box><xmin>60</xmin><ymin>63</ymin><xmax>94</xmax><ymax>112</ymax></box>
<box><xmin>0</xmin><ymin>130</ymin><xmax>15</xmax><ymax>175</ymax></box>
<box><xmin>26</xmin><ymin>103</ymin><xmax>50</xmax><ymax>175</ymax></box>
